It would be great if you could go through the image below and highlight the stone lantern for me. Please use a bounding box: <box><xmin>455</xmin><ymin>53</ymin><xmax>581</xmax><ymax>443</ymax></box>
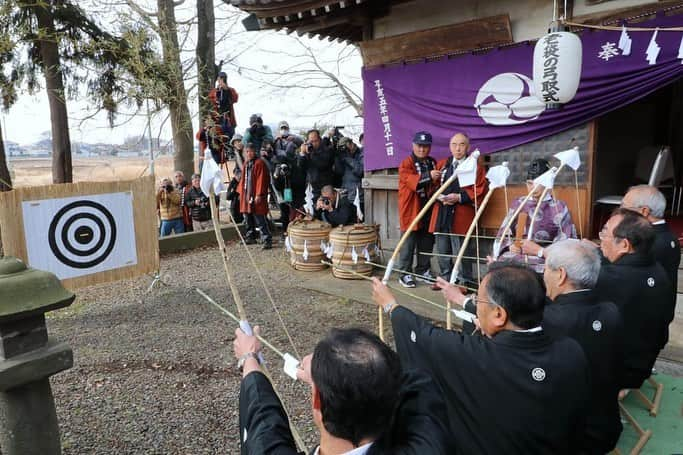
<box><xmin>0</xmin><ymin>256</ymin><xmax>75</xmax><ymax>455</ymax></box>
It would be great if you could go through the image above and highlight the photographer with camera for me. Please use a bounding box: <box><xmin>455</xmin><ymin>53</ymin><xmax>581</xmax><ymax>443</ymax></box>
<box><xmin>298</xmin><ymin>129</ymin><xmax>335</xmax><ymax>201</ymax></box>
<box><xmin>186</xmin><ymin>173</ymin><xmax>214</xmax><ymax>231</ymax></box>
<box><xmin>315</xmin><ymin>185</ymin><xmax>355</xmax><ymax>227</ymax></box>
<box><xmin>273</xmin><ymin>121</ymin><xmax>303</xmax><ymax>159</ymax></box>
<box><xmin>156</xmin><ymin>178</ymin><xmax>185</xmax><ymax>237</ymax></box>
<box><xmin>334</xmin><ymin>136</ymin><xmax>364</xmax><ymax>215</ymax></box>
<box><xmin>242</xmin><ymin>114</ymin><xmax>273</xmax><ymax>155</ymax></box>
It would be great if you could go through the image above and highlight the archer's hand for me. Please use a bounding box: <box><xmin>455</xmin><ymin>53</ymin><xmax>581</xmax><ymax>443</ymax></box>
<box><xmin>521</xmin><ymin>240</ymin><xmax>541</xmax><ymax>256</ymax></box>
<box><xmin>371</xmin><ymin>277</ymin><xmax>396</xmax><ymax>311</ymax></box>
<box><xmin>435</xmin><ymin>277</ymin><xmax>467</xmax><ymax>306</ymax></box>
<box><xmin>296</xmin><ymin>354</ymin><xmax>313</xmax><ymax>386</ymax></box>
<box><xmin>233</xmin><ymin>325</ymin><xmax>261</xmax><ymax>359</ymax></box>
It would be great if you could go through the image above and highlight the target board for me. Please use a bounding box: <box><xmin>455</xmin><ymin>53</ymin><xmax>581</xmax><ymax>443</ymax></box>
<box><xmin>22</xmin><ymin>192</ymin><xmax>138</xmax><ymax>280</ymax></box>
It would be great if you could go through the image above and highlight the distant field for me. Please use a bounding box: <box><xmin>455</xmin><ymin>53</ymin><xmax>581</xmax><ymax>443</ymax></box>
<box><xmin>9</xmin><ymin>156</ymin><xmax>232</xmax><ymax>188</ymax></box>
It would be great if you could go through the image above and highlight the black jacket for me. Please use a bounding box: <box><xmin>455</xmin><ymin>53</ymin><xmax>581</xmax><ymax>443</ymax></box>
<box><xmin>316</xmin><ymin>196</ymin><xmax>356</xmax><ymax>227</ymax></box>
<box><xmin>652</xmin><ymin>221</ymin><xmax>680</xmax><ymax>291</ymax></box>
<box><xmin>543</xmin><ymin>290</ymin><xmax>623</xmax><ymax>454</ymax></box>
<box><xmin>297</xmin><ymin>145</ymin><xmax>335</xmax><ymax>194</ymax></box>
<box><xmin>391</xmin><ymin>306</ymin><xmax>589</xmax><ymax>455</ymax></box>
<box><xmin>186</xmin><ymin>186</ymin><xmax>211</xmax><ymax>222</ymax></box>
<box><xmin>595</xmin><ymin>252</ymin><xmax>673</xmax><ymax>388</ymax></box>
<box><xmin>238</xmin><ymin>369</ymin><xmax>452</xmax><ymax>454</ymax></box>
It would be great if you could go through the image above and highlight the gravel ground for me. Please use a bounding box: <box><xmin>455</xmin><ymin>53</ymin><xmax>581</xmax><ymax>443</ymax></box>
<box><xmin>46</xmin><ymin>240</ymin><xmax>382</xmax><ymax>454</ymax></box>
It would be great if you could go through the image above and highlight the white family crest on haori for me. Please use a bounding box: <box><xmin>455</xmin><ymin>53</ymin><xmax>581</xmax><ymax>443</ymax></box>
<box><xmin>22</xmin><ymin>192</ymin><xmax>138</xmax><ymax>280</ymax></box>
<box><xmin>474</xmin><ymin>73</ymin><xmax>546</xmax><ymax>126</ymax></box>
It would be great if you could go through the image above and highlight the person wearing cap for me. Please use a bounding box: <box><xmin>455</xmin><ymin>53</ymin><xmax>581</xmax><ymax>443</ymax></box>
<box><xmin>334</xmin><ymin>136</ymin><xmax>364</xmax><ymax>218</ymax></box>
<box><xmin>396</xmin><ymin>131</ymin><xmax>440</xmax><ymax>288</ymax></box>
<box><xmin>490</xmin><ymin>158</ymin><xmax>577</xmax><ymax>273</ymax></box>
<box><xmin>428</xmin><ymin>132</ymin><xmax>487</xmax><ymax>287</ymax></box>
<box><xmin>237</xmin><ymin>142</ymin><xmax>273</xmax><ymax>249</ymax></box>
<box><xmin>373</xmin><ymin>263</ymin><xmax>590</xmax><ymax>454</ymax></box>
<box><xmin>242</xmin><ymin>114</ymin><xmax>273</xmax><ymax>155</ymax></box>
<box><xmin>212</xmin><ymin>71</ymin><xmax>239</xmax><ymax>137</ymax></box>
<box><xmin>273</xmin><ymin>121</ymin><xmax>303</xmax><ymax>158</ymax></box>
<box><xmin>272</xmin><ymin>121</ymin><xmax>304</xmax><ymax>233</ymax></box>
<box><xmin>542</xmin><ymin>239</ymin><xmax>623</xmax><ymax>453</ymax></box>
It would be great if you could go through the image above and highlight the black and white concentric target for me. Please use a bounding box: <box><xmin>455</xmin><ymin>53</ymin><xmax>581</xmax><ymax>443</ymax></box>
<box><xmin>48</xmin><ymin>200</ymin><xmax>117</xmax><ymax>268</ymax></box>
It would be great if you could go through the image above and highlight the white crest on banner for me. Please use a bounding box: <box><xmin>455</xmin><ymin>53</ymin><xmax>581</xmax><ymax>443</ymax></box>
<box><xmin>353</xmin><ymin>187</ymin><xmax>364</xmax><ymax>222</ymax></box>
<box><xmin>486</xmin><ymin>162</ymin><xmax>510</xmax><ymax>190</ymax></box>
<box><xmin>302</xmin><ymin>240</ymin><xmax>309</xmax><ymax>261</ymax></box>
<box><xmin>618</xmin><ymin>25</ymin><xmax>632</xmax><ymax>56</ymax></box>
<box><xmin>200</xmin><ymin>157</ymin><xmax>226</xmax><ymax>196</ymax></box>
<box><xmin>533</xmin><ymin>166</ymin><xmax>558</xmax><ymax>190</ymax></box>
<box><xmin>554</xmin><ymin>146</ymin><xmax>581</xmax><ymax>171</ymax></box>
<box><xmin>646</xmin><ymin>29</ymin><xmax>661</xmax><ymax>65</ymax></box>
<box><xmin>304</xmin><ymin>183</ymin><xmax>314</xmax><ymax>215</ymax></box>
<box><xmin>455</xmin><ymin>150</ymin><xmax>480</xmax><ymax>187</ymax></box>
<box><xmin>474</xmin><ymin>73</ymin><xmax>545</xmax><ymax>126</ymax></box>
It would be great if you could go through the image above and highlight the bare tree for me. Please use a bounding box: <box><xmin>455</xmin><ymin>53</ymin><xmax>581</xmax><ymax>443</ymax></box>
<box><xmin>196</xmin><ymin>0</ymin><xmax>216</xmax><ymax>124</ymax></box>
<box><xmin>230</xmin><ymin>35</ymin><xmax>363</xmax><ymax>118</ymax></box>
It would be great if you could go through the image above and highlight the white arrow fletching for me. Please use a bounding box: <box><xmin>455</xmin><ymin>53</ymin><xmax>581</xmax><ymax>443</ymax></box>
<box><xmin>455</xmin><ymin>149</ymin><xmax>480</xmax><ymax>187</ymax></box>
<box><xmin>554</xmin><ymin>146</ymin><xmax>581</xmax><ymax>171</ymax></box>
<box><xmin>283</xmin><ymin>353</ymin><xmax>300</xmax><ymax>380</ymax></box>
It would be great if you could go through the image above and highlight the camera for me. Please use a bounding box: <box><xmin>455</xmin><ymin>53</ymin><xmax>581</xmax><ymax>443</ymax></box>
<box><xmin>165</xmin><ymin>184</ymin><xmax>174</xmax><ymax>192</ymax></box>
<box><xmin>321</xmin><ymin>197</ymin><xmax>331</xmax><ymax>206</ymax></box>
<box><xmin>274</xmin><ymin>163</ymin><xmax>291</xmax><ymax>178</ymax></box>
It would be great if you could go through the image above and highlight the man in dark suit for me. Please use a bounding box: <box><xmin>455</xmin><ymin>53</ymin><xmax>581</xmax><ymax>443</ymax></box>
<box><xmin>621</xmin><ymin>184</ymin><xmax>680</xmax><ymax>291</ymax></box>
<box><xmin>235</xmin><ymin>327</ymin><xmax>452</xmax><ymax>454</ymax></box>
<box><xmin>543</xmin><ymin>239</ymin><xmax>623</xmax><ymax>454</ymax></box>
<box><xmin>595</xmin><ymin>208</ymin><xmax>673</xmax><ymax>390</ymax></box>
<box><xmin>374</xmin><ymin>263</ymin><xmax>590</xmax><ymax>454</ymax></box>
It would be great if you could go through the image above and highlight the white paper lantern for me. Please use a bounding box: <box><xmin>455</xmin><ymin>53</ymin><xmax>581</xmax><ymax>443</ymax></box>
<box><xmin>533</xmin><ymin>31</ymin><xmax>582</xmax><ymax>107</ymax></box>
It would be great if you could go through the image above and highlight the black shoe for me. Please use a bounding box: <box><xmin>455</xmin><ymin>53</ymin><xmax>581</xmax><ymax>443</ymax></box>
<box><xmin>262</xmin><ymin>241</ymin><xmax>272</xmax><ymax>250</ymax></box>
<box><xmin>245</xmin><ymin>237</ymin><xmax>257</xmax><ymax>245</ymax></box>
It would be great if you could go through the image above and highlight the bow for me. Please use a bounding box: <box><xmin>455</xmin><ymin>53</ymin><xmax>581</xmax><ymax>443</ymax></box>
<box><xmin>379</xmin><ymin>150</ymin><xmax>480</xmax><ymax>340</ymax></box>
<box><xmin>201</xmin><ymin>156</ymin><xmax>307</xmax><ymax>452</ymax></box>
<box><xmin>446</xmin><ymin>162</ymin><xmax>510</xmax><ymax>329</ymax></box>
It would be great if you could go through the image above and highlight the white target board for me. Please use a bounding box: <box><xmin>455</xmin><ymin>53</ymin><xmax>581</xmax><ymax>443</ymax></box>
<box><xmin>22</xmin><ymin>192</ymin><xmax>138</xmax><ymax>280</ymax></box>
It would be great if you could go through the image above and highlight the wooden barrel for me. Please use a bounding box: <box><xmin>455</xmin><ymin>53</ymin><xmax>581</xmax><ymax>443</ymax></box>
<box><xmin>286</xmin><ymin>219</ymin><xmax>332</xmax><ymax>271</ymax></box>
<box><xmin>328</xmin><ymin>224</ymin><xmax>379</xmax><ymax>279</ymax></box>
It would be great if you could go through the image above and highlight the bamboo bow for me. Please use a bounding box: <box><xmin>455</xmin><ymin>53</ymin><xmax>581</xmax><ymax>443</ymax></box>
<box><xmin>379</xmin><ymin>150</ymin><xmax>480</xmax><ymax>340</ymax></box>
<box><xmin>446</xmin><ymin>162</ymin><xmax>510</xmax><ymax>329</ymax></box>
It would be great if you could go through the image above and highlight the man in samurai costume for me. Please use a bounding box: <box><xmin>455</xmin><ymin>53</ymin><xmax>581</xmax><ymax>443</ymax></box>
<box><xmin>237</xmin><ymin>142</ymin><xmax>272</xmax><ymax>249</ymax></box>
<box><xmin>492</xmin><ymin>158</ymin><xmax>577</xmax><ymax>272</ymax></box>
<box><xmin>235</xmin><ymin>327</ymin><xmax>452</xmax><ymax>454</ymax></box>
<box><xmin>373</xmin><ymin>263</ymin><xmax>590</xmax><ymax>454</ymax></box>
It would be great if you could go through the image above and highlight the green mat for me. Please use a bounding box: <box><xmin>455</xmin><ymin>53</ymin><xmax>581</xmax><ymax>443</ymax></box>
<box><xmin>617</xmin><ymin>374</ymin><xmax>683</xmax><ymax>454</ymax></box>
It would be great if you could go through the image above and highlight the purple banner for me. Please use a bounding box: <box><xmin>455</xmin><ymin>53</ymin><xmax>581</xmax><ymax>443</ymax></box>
<box><xmin>362</xmin><ymin>12</ymin><xmax>683</xmax><ymax>171</ymax></box>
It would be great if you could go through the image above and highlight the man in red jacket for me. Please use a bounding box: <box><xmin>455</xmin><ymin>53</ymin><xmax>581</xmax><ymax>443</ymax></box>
<box><xmin>238</xmin><ymin>142</ymin><xmax>272</xmax><ymax>249</ymax></box>
<box><xmin>428</xmin><ymin>132</ymin><xmax>487</xmax><ymax>287</ymax></box>
<box><xmin>397</xmin><ymin>131</ymin><xmax>441</xmax><ymax>288</ymax></box>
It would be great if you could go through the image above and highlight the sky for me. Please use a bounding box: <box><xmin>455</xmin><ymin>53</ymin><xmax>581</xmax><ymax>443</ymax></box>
<box><xmin>1</xmin><ymin>2</ymin><xmax>364</xmax><ymax>146</ymax></box>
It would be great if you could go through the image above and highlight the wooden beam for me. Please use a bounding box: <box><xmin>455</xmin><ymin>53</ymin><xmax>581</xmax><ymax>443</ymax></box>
<box><xmin>359</xmin><ymin>14</ymin><xmax>513</xmax><ymax>67</ymax></box>
<box><xmin>572</xmin><ymin>0</ymin><xmax>683</xmax><ymax>25</ymax></box>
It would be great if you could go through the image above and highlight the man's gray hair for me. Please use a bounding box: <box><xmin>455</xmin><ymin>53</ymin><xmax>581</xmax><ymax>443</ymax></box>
<box><xmin>545</xmin><ymin>239</ymin><xmax>601</xmax><ymax>289</ymax></box>
<box><xmin>627</xmin><ymin>184</ymin><xmax>666</xmax><ymax>218</ymax></box>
